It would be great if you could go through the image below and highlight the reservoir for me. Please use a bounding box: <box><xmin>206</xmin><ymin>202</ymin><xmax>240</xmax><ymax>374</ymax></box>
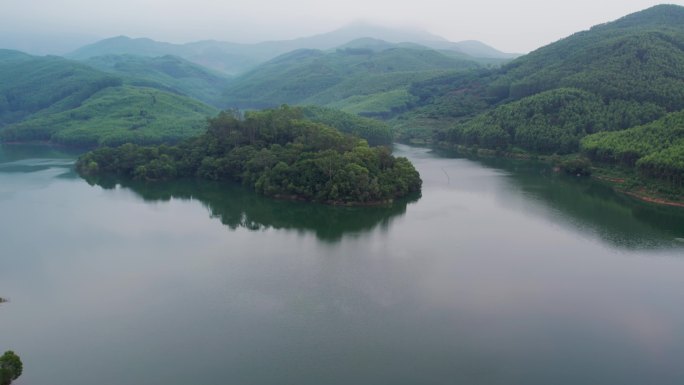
<box><xmin>1</xmin><ymin>143</ymin><xmax>683</xmax><ymax>385</ymax></box>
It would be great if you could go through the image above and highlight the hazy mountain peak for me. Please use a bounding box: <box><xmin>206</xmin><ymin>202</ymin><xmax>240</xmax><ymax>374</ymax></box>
<box><xmin>69</xmin><ymin>36</ymin><xmax>176</xmax><ymax>59</ymax></box>
<box><xmin>328</xmin><ymin>21</ymin><xmax>448</xmax><ymax>43</ymax></box>
<box><xmin>336</xmin><ymin>37</ymin><xmax>428</xmax><ymax>52</ymax></box>
<box><xmin>67</xmin><ymin>22</ymin><xmax>515</xmax><ymax>75</ymax></box>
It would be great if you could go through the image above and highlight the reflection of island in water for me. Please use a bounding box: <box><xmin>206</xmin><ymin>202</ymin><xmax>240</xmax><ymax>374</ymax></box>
<box><xmin>429</xmin><ymin>147</ymin><xmax>684</xmax><ymax>250</ymax></box>
<box><xmin>89</xmin><ymin>177</ymin><xmax>420</xmax><ymax>242</ymax></box>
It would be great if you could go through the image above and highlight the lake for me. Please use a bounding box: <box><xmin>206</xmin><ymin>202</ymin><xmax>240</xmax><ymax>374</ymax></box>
<box><xmin>1</xmin><ymin>143</ymin><xmax>683</xmax><ymax>385</ymax></box>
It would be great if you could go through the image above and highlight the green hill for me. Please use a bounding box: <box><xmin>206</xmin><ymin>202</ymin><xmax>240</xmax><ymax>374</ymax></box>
<box><xmin>222</xmin><ymin>47</ymin><xmax>481</xmax><ymax>116</ymax></box>
<box><xmin>397</xmin><ymin>5</ymin><xmax>684</xmax><ymax>151</ymax></box>
<box><xmin>301</xmin><ymin>105</ymin><xmax>393</xmax><ymax>146</ymax></box>
<box><xmin>68</xmin><ymin>36</ymin><xmax>269</xmax><ymax>75</ymax></box>
<box><xmin>0</xmin><ymin>49</ymin><xmax>121</xmax><ymax>126</ymax></box>
<box><xmin>0</xmin><ymin>50</ymin><xmax>218</xmax><ymax>146</ymax></box>
<box><xmin>441</xmin><ymin>88</ymin><xmax>664</xmax><ymax>153</ymax></box>
<box><xmin>83</xmin><ymin>54</ymin><xmax>232</xmax><ymax>108</ymax></box>
<box><xmin>582</xmin><ymin>110</ymin><xmax>684</xmax><ymax>187</ymax></box>
<box><xmin>2</xmin><ymin>86</ymin><xmax>217</xmax><ymax>147</ymax></box>
<box><xmin>381</xmin><ymin>4</ymin><xmax>684</xmax><ymax>201</ymax></box>
<box><xmin>486</xmin><ymin>4</ymin><xmax>684</xmax><ymax>108</ymax></box>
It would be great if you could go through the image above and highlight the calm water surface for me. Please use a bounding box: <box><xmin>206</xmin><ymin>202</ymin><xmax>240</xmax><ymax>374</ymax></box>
<box><xmin>1</xmin><ymin>143</ymin><xmax>683</xmax><ymax>385</ymax></box>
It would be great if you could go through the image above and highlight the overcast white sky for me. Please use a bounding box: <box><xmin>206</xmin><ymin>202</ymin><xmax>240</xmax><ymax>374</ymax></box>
<box><xmin>2</xmin><ymin>0</ymin><xmax>683</xmax><ymax>53</ymax></box>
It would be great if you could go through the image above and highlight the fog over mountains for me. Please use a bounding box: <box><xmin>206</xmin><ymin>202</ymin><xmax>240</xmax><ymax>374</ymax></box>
<box><xmin>66</xmin><ymin>22</ymin><xmax>518</xmax><ymax>75</ymax></box>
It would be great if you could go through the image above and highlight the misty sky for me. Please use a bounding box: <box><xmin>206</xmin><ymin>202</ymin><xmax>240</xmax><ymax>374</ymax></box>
<box><xmin>2</xmin><ymin>0</ymin><xmax>682</xmax><ymax>54</ymax></box>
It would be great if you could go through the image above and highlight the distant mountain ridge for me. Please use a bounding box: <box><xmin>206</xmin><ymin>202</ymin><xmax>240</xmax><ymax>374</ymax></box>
<box><xmin>67</xmin><ymin>22</ymin><xmax>518</xmax><ymax>75</ymax></box>
<box><xmin>221</xmin><ymin>45</ymin><xmax>482</xmax><ymax>115</ymax></box>
<box><xmin>83</xmin><ymin>54</ymin><xmax>232</xmax><ymax>108</ymax></box>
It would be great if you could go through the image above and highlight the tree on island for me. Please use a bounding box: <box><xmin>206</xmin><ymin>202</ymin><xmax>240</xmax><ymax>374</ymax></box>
<box><xmin>76</xmin><ymin>106</ymin><xmax>422</xmax><ymax>205</ymax></box>
<box><xmin>0</xmin><ymin>351</ymin><xmax>22</xmax><ymax>385</ymax></box>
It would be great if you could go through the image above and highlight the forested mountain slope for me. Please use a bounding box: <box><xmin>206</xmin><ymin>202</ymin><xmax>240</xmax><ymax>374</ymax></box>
<box><xmin>398</xmin><ymin>5</ymin><xmax>684</xmax><ymax>156</ymax></box>
<box><xmin>0</xmin><ymin>50</ymin><xmax>217</xmax><ymax>146</ymax></box>
<box><xmin>83</xmin><ymin>54</ymin><xmax>232</xmax><ymax>108</ymax></box>
<box><xmin>582</xmin><ymin>110</ymin><xmax>684</xmax><ymax>187</ymax></box>
<box><xmin>380</xmin><ymin>4</ymin><xmax>684</xmax><ymax>198</ymax></box>
<box><xmin>222</xmin><ymin>47</ymin><xmax>481</xmax><ymax>116</ymax></box>
<box><xmin>486</xmin><ymin>4</ymin><xmax>684</xmax><ymax>107</ymax></box>
<box><xmin>0</xmin><ymin>49</ymin><xmax>121</xmax><ymax>126</ymax></box>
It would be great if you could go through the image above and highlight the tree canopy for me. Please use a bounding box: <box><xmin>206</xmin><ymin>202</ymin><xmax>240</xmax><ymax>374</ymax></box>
<box><xmin>77</xmin><ymin>106</ymin><xmax>421</xmax><ymax>205</ymax></box>
<box><xmin>0</xmin><ymin>351</ymin><xmax>22</xmax><ymax>385</ymax></box>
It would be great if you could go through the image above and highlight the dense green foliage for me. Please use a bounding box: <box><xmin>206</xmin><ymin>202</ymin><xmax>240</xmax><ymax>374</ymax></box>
<box><xmin>327</xmin><ymin>88</ymin><xmax>415</xmax><ymax>117</ymax></box>
<box><xmin>407</xmin><ymin>69</ymin><xmax>495</xmax><ymax>119</ymax></box>
<box><xmin>222</xmin><ymin>47</ymin><xmax>479</xmax><ymax>115</ymax></box>
<box><xmin>582</xmin><ymin>110</ymin><xmax>684</xmax><ymax>186</ymax></box>
<box><xmin>0</xmin><ymin>351</ymin><xmax>22</xmax><ymax>385</ymax></box>
<box><xmin>77</xmin><ymin>106</ymin><xmax>421</xmax><ymax>204</ymax></box>
<box><xmin>487</xmin><ymin>5</ymin><xmax>684</xmax><ymax>109</ymax></box>
<box><xmin>2</xmin><ymin>86</ymin><xmax>217</xmax><ymax>147</ymax></box>
<box><xmin>83</xmin><ymin>54</ymin><xmax>232</xmax><ymax>107</ymax></box>
<box><xmin>441</xmin><ymin>88</ymin><xmax>664</xmax><ymax>153</ymax></box>
<box><xmin>301</xmin><ymin>105</ymin><xmax>393</xmax><ymax>145</ymax></box>
<box><xmin>558</xmin><ymin>157</ymin><xmax>593</xmax><ymax>176</ymax></box>
<box><xmin>0</xmin><ymin>50</ymin><xmax>218</xmax><ymax>147</ymax></box>
<box><xmin>0</xmin><ymin>49</ymin><xmax>121</xmax><ymax>126</ymax></box>
<box><xmin>380</xmin><ymin>4</ymin><xmax>684</xmax><ymax>196</ymax></box>
<box><xmin>390</xmin><ymin>69</ymin><xmax>501</xmax><ymax>142</ymax></box>
<box><xmin>396</xmin><ymin>5</ymin><xmax>684</xmax><ymax>153</ymax></box>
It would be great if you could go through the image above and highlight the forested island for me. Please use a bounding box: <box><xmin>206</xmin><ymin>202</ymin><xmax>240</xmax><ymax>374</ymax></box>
<box><xmin>76</xmin><ymin>106</ymin><xmax>421</xmax><ymax>205</ymax></box>
<box><xmin>2</xmin><ymin>5</ymin><xmax>683</xmax><ymax>205</ymax></box>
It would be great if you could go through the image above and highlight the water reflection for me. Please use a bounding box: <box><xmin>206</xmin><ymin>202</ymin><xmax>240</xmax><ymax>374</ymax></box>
<box><xmin>85</xmin><ymin>176</ymin><xmax>419</xmax><ymax>242</ymax></box>
<box><xmin>428</xmin><ymin>147</ymin><xmax>684</xmax><ymax>250</ymax></box>
<box><xmin>0</xmin><ymin>144</ymin><xmax>80</xmax><ymax>178</ymax></box>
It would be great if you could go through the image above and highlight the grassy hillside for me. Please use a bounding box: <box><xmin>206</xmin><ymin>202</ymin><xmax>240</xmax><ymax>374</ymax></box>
<box><xmin>0</xmin><ymin>50</ymin><xmax>218</xmax><ymax>147</ymax></box>
<box><xmin>222</xmin><ymin>47</ymin><xmax>480</xmax><ymax>115</ymax></box>
<box><xmin>83</xmin><ymin>54</ymin><xmax>232</xmax><ymax>107</ymax></box>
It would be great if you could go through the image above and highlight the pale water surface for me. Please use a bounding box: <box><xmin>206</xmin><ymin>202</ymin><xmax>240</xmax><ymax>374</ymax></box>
<box><xmin>1</xmin><ymin>143</ymin><xmax>683</xmax><ymax>385</ymax></box>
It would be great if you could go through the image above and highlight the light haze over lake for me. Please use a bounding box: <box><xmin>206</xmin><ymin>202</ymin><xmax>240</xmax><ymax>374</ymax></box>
<box><xmin>1</xmin><ymin>144</ymin><xmax>683</xmax><ymax>385</ymax></box>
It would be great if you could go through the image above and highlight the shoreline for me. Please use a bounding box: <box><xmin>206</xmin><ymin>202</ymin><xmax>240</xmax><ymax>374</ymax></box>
<box><xmin>430</xmin><ymin>141</ymin><xmax>683</xmax><ymax>208</ymax></box>
<box><xmin>1</xmin><ymin>140</ymin><xmax>93</xmax><ymax>150</ymax></box>
<box><xmin>593</xmin><ymin>175</ymin><xmax>684</xmax><ymax>208</ymax></box>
